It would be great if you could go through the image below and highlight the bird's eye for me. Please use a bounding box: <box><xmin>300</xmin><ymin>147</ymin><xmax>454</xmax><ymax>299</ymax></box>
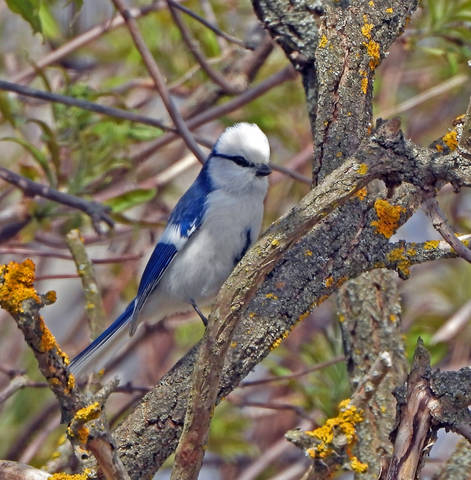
<box><xmin>214</xmin><ymin>152</ymin><xmax>254</xmax><ymax>168</ymax></box>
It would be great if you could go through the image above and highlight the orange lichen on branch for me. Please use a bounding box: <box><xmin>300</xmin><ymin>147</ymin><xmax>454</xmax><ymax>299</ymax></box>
<box><xmin>371</xmin><ymin>199</ymin><xmax>404</xmax><ymax>238</ymax></box>
<box><xmin>386</xmin><ymin>247</ymin><xmax>410</xmax><ymax>277</ymax></box>
<box><xmin>319</xmin><ymin>34</ymin><xmax>328</xmax><ymax>48</ymax></box>
<box><xmin>442</xmin><ymin>129</ymin><xmax>458</xmax><ymax>150</ymax></box>
<box><xmin>39</xmin><ymin>315</ymin><xmax>57</xmax><ymax>352</ymax></box>
<box><xmin>364</xmin><ymin>39</ymin><xmax>381</xmax><ymax>70</ymax></box>
<box><xmin>74</xmin><ymin>402</ymin><xmax>101</xmax><ymax>423</ymax></box>
<box><xmin>324</xmin><ymin>276</ymin><xmax>334</xmax><ymax>288</ymax></box>
<box><xmin>354</xmin><ymin>187</ymin><xmax>367</xmax><ymax>200</ymax></box>
<box><xmin>50</xmin><ymin>469</ymin><xmax>91</xmax><ymax>480</ymax></box>
<box><xmin>76</xmin><ymin>425</ymin><xmax>90</xmax><ymax>444</ymax></box>
<box><xmin>361</xmin><ymin>16</ymin><xmax>374</xmax><ymax>39</ymax></box>
<box><xmin>0</xmin><ymin>259</ymin><xmax>40</xmax><ymax>314</ymax></box>
<box><xmin>350</xmin><ymin>456</ymin><xmax>368</xmax><ymax>473</ymax></box>
<box><xmin>424</xmin><ymin>240</ymin><xmax>440</xmax><ymax>250</ymax></box>
<box><xmin>305</xmin><ymin>399</ymin><xmax>364</xmax><ymax>459</ymax></box>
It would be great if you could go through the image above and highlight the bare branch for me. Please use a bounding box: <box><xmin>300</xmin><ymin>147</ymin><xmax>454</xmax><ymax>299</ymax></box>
<box><xmin>0</xmin><ymin>461</ymin><xmax>50</xmax><ymax>480</ymax></box>
<box><xmin>12</xmin><ymin>1</ymin><xmax>171</xmax><ymax>84</ymax></box>
<box><xmin>0</xmin><ymin>166</ymin><xmax>113</xmax><ymax>234</ymax></box>
<box><xmin>240</xmin><ymin>356</ymin><xmax>345</xmax><ymax>387</ymax></box>
<box><xmin>168</xmin><ymin>1</ymin><xmax>243</xmax><ymax>94</ymax></box>
<box><xmin>168</xmin><ymin>0</ymin><xmax>248</xmax><ymax>49</ymax></box>
<box><xmin>131</xmin><ymin>66</ymin><xmax>296</xmax><ymax>163</ymax></box>
<box><xmin>0</xmin><ymin>260</ymin><xmax>129</xmax><ymax>480</ymax></box>
<box><xmin>65</xmin><ymin>229</ymin><xmax>107</xmax><ymax>339</ymax></box>
<box><xmin>0</xmin><ymin>79</ymin><xmax>171</xmax><ymax>132</ymax></box>
<box><xmin>423</xmin><ymin>197</ymin><xmax>471</xmax><ymax>263</ymax></box>
<box><xmin>0</xmin><ymin>375</ymin><xmax>47</xmax><ymax>406</ymax></box>
<box><xmin>111</xmin><ymin>0</ymin><xmax>205</xmax><ymax>163</ymax></box>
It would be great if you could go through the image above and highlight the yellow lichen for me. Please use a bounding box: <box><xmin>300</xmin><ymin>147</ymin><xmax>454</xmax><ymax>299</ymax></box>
<box><xmin>39</xmin><ymin>315</ymin><xmax>57</xmax><ymax>352</ymax></box>
<box><xmin>361</xmin><ymin>17</ymin><xmax>373</xmax><ymax>39</ymax></box>
<box><xmin>387</xmin><ymin>247</ymin><xmax>410</xmax><ymax>277</ymax></box>
<box><xmin>298</xmin><ymin>310</ymin><xmax>311</xmax><ymax>322</ymax></box>
<box><xmin>442</xmin><ymin>130</ymin><xmax>458</xmax><ymax>150</ymax></box>
<box><xmin>324</xmin><ymin>276</ymin><xmax>334</xmax><ymax>288</ymax></box>
<box><xmin>46</xmin><ymin>290</ymin><xmax>57</xmax><ymax>304</ymax></box>
<box><xmin>249</xmin><ymin>312</ymin><xmax>256</xmax><ymax>319</ymax></box>
<box><xmin>386</xmin><ymin>7</ymin><xmax>393</xmax><ymax>13</ymax></box>
<box><xmin>67</xmin><ymin>373</ymin><xmax>75</xmax><ymax>392</ymax></box>
<box><xmin>270</xmin><ymin>329</ymin><xmax>291</xmax><ymax>351</ymax></box>
<box><xmin>305</xmin><ymin>399</ymin><xmax>364</xmax><ymax>459</ymax></box>
<box><xmin>364</xmin><ymin>39</ymin><xmax>381</xmax><ymax>69</ymax></box>
<box><xmin>371</xmin><ymin>199</ymin><xmax>404</xmax><ymax>238</ymax></box>
<box><xmin>271</xmin><ymin>239</ymin><xmax>280</xmax><ymax>247</ymax></box>
<box><xmin>319</xmin><ymin>34</ymin><xmax>328</xmax><ymax>48</ymax></box>
<box><xmin>338</xmin><ymin>313</ymin><xmax>345</xmax><ymax>323</ymax></box>
<box><xmin>230</xmin><ymin>341</ymin><xmax>237</xmax><ymax>348</ymax></box>
<box><xmin>369</xmin><ymin>0</ymin><xmax>374</xmax><ymax>5</ymax></box>
<box><xmin>435</xmin><ymin>143</ymin><xmax>443</xmax><ymax>152</ymax></box>
<box><xmin>76</xmin><ymin>425</ymin><xmax>89</xmax><ymax>444</ymax></box>
<box><xmin>50</xmin><ymin>469</ymin><xmax>91</xmax><ymax>480</ymax></box>
<box><xmin>0</xmin><ymin>259</ymin><xmax>40</xmax><ymax>314</ymax></box>
<box><xmin>336</xmin><ymin>277</ymin><xmax>347</xmax><ymax>287</ymax></box>
<box><xmin>265</xmin><ymin>293</ymin><xmax>278</xmax><ymax>300</ymax></box>
<box><xmin>355</xmin><ymin>187</ymin><xmax>368</xmax><ymax>200</ymax></box>
<box><xmin>389</xmin><ymin>314</ymin><xmax>397</xmax><ymax>323</ymax></box>
<box><xmin>424</xmin><ymin>240</ymin><xmax>440</xmax><ymax>250</ymax></box>
<box><xmin>357</xmin><ymin>163</ymin><xmax>368</xmax><ymax>175</ymax></box>
<box><xmin>351</xmin><ymin>456</ymin><xmax>368</xmax><ymax>473</ymax></box>
<box><xmin>361</xmin><ymin>76</ymin><xmax>368</xmax><ymax>94</ymax></box>
<box><xmin>305</xmin><ymin>250</ymin><xmax>313</xmax><ymax>256</ymax></box>
<box><xmin>74</xmin><ymin>402</ymin><xmax>101</xmax><ymax>423</ymax></box>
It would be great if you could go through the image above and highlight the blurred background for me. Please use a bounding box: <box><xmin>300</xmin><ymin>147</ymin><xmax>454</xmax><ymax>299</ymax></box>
<box><xmin>0</xmin><ymin>1</ymin><xmax>470</xmax><ymax>478</ymax></box>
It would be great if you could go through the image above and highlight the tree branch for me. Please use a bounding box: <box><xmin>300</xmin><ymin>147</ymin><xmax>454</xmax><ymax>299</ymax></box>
<box><xmin>0</xmin><ymin>166</ymin><xmax>114</xmax><ymax>234</ymax></box>
<box><xmin>111</xmin><ymin>0</ymin><xmax>205</xmax><ymax>163</ymax></box>
<box><xmin>112</xmin><ymin>119</ymin><xmax>471</xmax><ymax>479</ymax></box>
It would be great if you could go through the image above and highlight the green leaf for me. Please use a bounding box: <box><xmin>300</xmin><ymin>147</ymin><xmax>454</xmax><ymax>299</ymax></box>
<box><xmin>105</xmin><ymin>188</ymin><xmax>156</xmax><ymax>213</ymax></box>
<box><xmin>27</xmin><ymin>119</ymin><xmax>61</xmax><ymax>178</ymax></box>
<box><xmin>0</xmin><ymin>136</ymin><xmax>56</xmax><ymax>186</ymax></box>
<box><xmin>0</xmin><ymin>93</ymin><xmax>18</xmax><ymax>127</ymax></box>
<box><xmin>5</xmin><ymin>0</ymin><xmax>42</xmax><ymax>34</ymax></box>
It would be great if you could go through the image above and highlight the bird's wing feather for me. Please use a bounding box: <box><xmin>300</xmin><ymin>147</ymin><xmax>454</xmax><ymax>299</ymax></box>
<box><xmin>130</xmin><ymin>167</ymin><xmax>212</xmax><ymax>330</ymax></box>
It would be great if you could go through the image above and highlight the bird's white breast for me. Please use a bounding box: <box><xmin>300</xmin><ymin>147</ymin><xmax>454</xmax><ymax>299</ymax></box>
<box><xmin>158</xmin><ymin>188</ymin><xmax>265</xmax><ymax>306</ymax></box>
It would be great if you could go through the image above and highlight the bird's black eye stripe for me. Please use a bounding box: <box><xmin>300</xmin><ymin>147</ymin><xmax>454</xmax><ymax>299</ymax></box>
<box><xmin>214</xmin><ymin>152</ymin><xmax>255</xmax><ymax>168</ymax></box>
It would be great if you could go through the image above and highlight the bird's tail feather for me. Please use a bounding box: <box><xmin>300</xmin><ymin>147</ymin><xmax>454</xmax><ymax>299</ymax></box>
<box><xmin>69</xmin><ymin>301</ymin><xmax>135</xmax><ymax>377</ymax></box>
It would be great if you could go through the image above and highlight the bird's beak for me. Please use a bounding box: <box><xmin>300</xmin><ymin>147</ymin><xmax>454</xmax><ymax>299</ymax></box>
<box><xmin>255</xmin><ymin>163</ymin><xmax>272</xmax><ymax>177</ymax></box>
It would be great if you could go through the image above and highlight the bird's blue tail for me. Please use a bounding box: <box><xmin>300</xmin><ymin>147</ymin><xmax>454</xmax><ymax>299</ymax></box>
<box><xmin>69</xmin><ymin>300</ymin><xmax>135</xmax><ymax>376</ymax></box>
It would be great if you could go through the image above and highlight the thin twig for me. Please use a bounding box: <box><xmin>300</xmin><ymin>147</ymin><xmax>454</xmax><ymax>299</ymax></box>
<box><xmin>0</xmin><ymin>166</ymin><xmax>113</xmax><ymax>234</ymax></box>
<box><xmin>0</xmin><ymin>247</ymin><xmax>141</xmax><ymax>264</ymax></box>
<box><xmin>65</xmin><ymin>229</ymin><xmax>107</xmax><ymax>339</ymax></box>
<box><xmin>229</xmin><ymin>398</ymin><xmax>312</xmax><ymax>421</ymax></box>
<box><xmin>423</xmin><ymin>197</ymin><xmax>471</xmax><ymax>263</ymax></box>
<box><xmin>376</xmin><ymin>74</ymin><xmax>468</xmax><ymax>119</ymax></box>
<box><xmin>0</xmin><ymin>375</ymin><xmax>47</xmax><ymax>405</ymax></box>
<box><xmin>132</xmin><ymin>65</ymin><xmax>296</xmax><ymax>163</ymax></box>
<box><xmin>112</xmin><ymin>0</ymin><xmax>205</xmax><ymax>163</ymax></box>
<box><xmin>168</xmin><ymin>0</ymin><xmax>248</xmax><ymax>49</ymax></box>
<box><xmin>0</xmin><ymin>79</ymin><xmax>171</xmax><ymax>132</ymax></box>
<box><xmin>12</xmin><ymin>1</ymin><xmax>171</xmax><ymax>84</ymax></box>
<box><xmin>240</xmin><ymin>356</ymin><xmax>345</xmax><ymax>387</ymax></box>
<box><xmin>168</xmin><ymin>1</ymin><xmax>243</xmax><ymax>94</ymax></box>
<box><xmin>432</xmin><ymin>299</ymin><xmax>471</xmax><ymax>344</ymax></box>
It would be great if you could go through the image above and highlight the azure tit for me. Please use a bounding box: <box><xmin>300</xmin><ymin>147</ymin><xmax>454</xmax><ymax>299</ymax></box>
<box><xmin>70</xmin><ymin>123</ymin><xmax>271</xmax><ymax>376</ymax></box>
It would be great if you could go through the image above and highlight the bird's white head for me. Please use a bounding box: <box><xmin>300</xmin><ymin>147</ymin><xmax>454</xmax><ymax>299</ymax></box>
<box><xmin>208</xmin><ymin>123</ymin><xmax>271</xmax><ymax>194</ymax></box>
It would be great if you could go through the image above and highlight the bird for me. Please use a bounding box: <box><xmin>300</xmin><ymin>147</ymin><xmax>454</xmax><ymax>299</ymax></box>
<box><xmin>69</xmin><ymin>122</ymin><xmax>271</xmax><ymax>376</ymax></box>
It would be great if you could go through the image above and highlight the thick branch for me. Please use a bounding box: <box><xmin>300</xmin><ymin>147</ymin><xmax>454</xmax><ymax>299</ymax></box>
<box><xmin>113</xmin><ymin>120</ymin><xmax>471</xmax><ymax>479</ymax></box>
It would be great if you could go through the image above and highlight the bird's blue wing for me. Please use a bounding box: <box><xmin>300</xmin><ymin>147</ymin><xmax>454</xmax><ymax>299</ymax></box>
<box><xmin>131</xmin><ymin>165</ymin><xmax>213</xmax><ymax>329</ymax></box>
